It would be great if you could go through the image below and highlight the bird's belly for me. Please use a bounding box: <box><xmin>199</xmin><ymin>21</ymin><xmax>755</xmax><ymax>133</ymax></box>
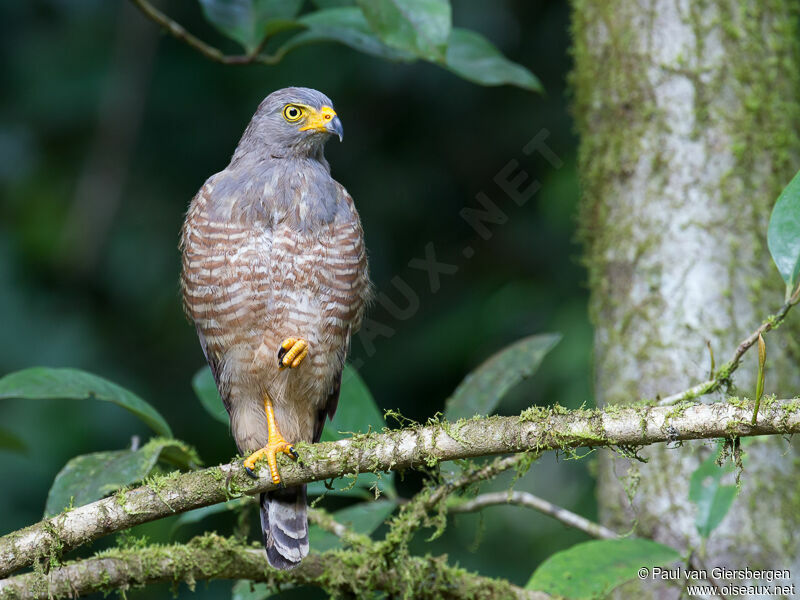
<box><xmin>272</xmin><ymin>290</ymin><xmax>351</xmax><ymax>389</ymax></box>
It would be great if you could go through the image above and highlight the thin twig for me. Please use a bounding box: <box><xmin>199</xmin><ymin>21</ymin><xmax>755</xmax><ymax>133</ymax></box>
<box><xmin>450</xmin><ymin>490</ymin><xmax>619</xmax><ymax>539</ymax></box>
<box><xmin>659</xmin><ymin>285</ymin><xmax>800</xmax><ymax>405</ymax></box>
<box><xmin>128</xmin><ymin>0</ymin><xmax>287</xmax><ymax>66</ymax></box>
<box><xmin>382</xmin><ymin>454</ymin><xmax>535</xmax><ymax>553</ymax></box>
<box><xmin>448</xmin><ymin>491</ymin><xmax>730</xmax><ymax>599</ymax></box>
<box><xmin>433</xmin><ymin>454</ymin><xmax>532</xmax><ymax>507</ymax></box>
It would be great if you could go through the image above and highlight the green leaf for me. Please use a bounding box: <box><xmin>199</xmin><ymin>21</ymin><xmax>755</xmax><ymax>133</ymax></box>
<box><xmin>45</xmin><ymin>438</ymin><xmax>200</xmax><ymax>516</ymax></box>
<box><xmin>526</xmin><ymin>539</ymin><xmax>681</xmax><ymax>598</ymax></box>
<box><xmin>689</xmin><ymin>446</ymin><xmax>737</xmax><ymax>538</ymax></box>
<box><xmin>308</xmin><ymin>499</ymin><xmax>396</xmax><ymax>552</ymax></box>
<box><xmin>768</xmin><ymin>168</ymin><xmax>800</xmax><ymax>295</ymax></box>
<box><xmin>444</xmin><ymin>28</ymin><xmax>543</xmax><ymax>93</ymax></box>
<box><xmin>357</xmin><ymin>0</ymin><xmax>451</xmax><ymax>61</ymax></box>
<box><xmin>0</xmin><ymin>427</ymin><xmax>26</xmax><ymax>454</ymax></box>
<box><xmin>280</xmin><ymin>7</ymin><xmax>415</xmax><ymax>62</ymax></box>
<box><xmin>192</xmin><ymin>366</ymin><xmax>229</xmax><ymax>425</ymax></box>
<box><xmin>199</xmin><ymin>0</ymin><xmax>304</xmax><ymax>53</ymax></box>
<box><xmin>444</xmin><ymin>333</ymin><xmax>560</xmax><ymax>421</ymax></box>
<box><xmin>0</xmin><ymin>367</ymin><xmax>172</xmax><ymax>437</ymax></box>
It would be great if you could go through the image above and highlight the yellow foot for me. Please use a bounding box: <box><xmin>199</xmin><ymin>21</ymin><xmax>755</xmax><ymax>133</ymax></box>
<box><xmin>243</xmin><ymin>438</ymin><xmax>299</xmax><ymax>485</ymax></box>
<box><xmin>278</xmin><ymin>337</ymin><xmax>309</xmax><ymax>369</ymax></box>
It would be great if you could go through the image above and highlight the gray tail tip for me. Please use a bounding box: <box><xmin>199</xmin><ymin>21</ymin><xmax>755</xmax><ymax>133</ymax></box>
<box><xmin>260</xmin><ymin>490</ymin><xmax>309</xmax><ymax>571</ymax></box>
<box><xmin>265</xmin><ymin>543</ymin><xmax>303</xmax><ymax>570</ymax></box>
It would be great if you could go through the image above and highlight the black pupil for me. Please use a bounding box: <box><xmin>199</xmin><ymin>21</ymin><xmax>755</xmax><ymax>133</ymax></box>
<box><xmin>288</xmin><ymin>108</ymin><xmax>298</xmax><ymax>117</ymax></box>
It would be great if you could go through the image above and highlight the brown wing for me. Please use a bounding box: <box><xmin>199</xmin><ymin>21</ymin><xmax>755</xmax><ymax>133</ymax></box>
<box><xmin>311</xmin><ymin>327</ymin><xmax>351</xmax><ymax>443</ymax></box>
<box><xmin>313</xmin><ymin>368</ymin><xmax>341</xmax><ymax>443</ymax></box>
<box><xmin>310</xmin><ymin>187</ymin><xmax>370</xmax><ymax>442</ymax></box>
<box><xmin>195</xmin><ymin>324</ymin><xmax>230</xmax><ymax>414</ymax></box>
<box><xmin>338</xmin><ymin>188</ymin><xmax>372</xmax><ymax>334</ymax></box>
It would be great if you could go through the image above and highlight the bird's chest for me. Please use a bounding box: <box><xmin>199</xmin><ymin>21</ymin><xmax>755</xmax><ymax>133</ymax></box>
<box><xmin>267</xmin><ymin>223</ymin><xmax>363</xmax><ymax>348</ymax></box>
<box><xmin>269</xmin><ymin>229</ymin><xmax>331</xmax><ymax>298</ymax></box>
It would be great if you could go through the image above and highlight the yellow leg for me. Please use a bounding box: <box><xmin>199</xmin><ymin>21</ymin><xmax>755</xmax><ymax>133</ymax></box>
<box><xmin>243</xmin><ymin>394</ymin><xmax>298</xmax><ymax>484</ymax></box>
<box><xmin>277</xmin><ymin>337</ymin><xmax>309</xmax><ymax>369</ymax></box>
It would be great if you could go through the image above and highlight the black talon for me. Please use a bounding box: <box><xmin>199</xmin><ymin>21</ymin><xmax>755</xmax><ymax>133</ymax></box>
<box><xmin>277</xmin><ymin>345</ymin><xmax>288</xmax><ymax>366</ymax></box>
<box><xmin>243</xmin><ymin>462</ymin><xmax>258</xmax><ymax>479</ymax></box>
<box><xmin>288</xmin><ymin>446</ymin><xmax>299</xmax><ymax>460</ymax></box>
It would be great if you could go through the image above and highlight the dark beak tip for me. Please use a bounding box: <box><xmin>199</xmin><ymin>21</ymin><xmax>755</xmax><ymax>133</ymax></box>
<box><xmin>330</xmin><ymin>116</ymin><xmax>343</xmax><ymax>142</ymax></box>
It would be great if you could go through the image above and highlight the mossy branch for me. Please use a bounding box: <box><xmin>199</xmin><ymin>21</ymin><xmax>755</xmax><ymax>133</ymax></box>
<box><xmin>2</xmin><ymin>397</ymin><xmax>800</xmax><ymax>580</ymax></box>
<box><xmin>0</xmin><ymin>533</ymin><xmax>546</xmax><ymax>600</ymax></box>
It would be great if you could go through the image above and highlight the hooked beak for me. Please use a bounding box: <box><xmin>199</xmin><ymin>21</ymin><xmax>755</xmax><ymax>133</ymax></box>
<box><xmin>328</xmin><ymin>115</ymin><xmax>344</xmax><ymax>142</ymax></box>
<box><xmin>299</xmin><ymin>105</ymin><xmax>343</xmax><ymax>142</ymax></box>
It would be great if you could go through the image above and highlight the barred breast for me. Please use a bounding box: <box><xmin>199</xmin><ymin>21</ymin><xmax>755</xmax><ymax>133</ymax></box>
<box><xmin>180</xmin><ymin>178</ymin><xmax>369</xmax><ymax>450</ymax></box>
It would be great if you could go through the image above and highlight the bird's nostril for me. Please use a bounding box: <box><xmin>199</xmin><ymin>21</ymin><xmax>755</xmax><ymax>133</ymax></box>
<box><xmin>324</xmin><ymin>114</ymin><xmax>332</xmax><ymax>120</ymax></box>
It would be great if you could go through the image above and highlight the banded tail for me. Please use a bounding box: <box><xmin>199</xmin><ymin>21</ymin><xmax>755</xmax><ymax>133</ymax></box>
<box><xmin>260</xmin><ymin>485</ymin><xmax>309</xmax><ymax>569</ymax></box>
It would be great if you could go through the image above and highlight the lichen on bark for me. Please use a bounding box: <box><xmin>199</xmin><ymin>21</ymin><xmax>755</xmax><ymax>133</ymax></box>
<box><xmin>570</xmin><ymin>0</ymin><xmax>800</xmax><ymax>596</ymax></box>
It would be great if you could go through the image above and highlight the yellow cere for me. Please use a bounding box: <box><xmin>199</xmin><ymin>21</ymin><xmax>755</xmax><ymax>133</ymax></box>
<box><xmin>298</xmin><ymin>105</ymin><xmax>337</xmax><ymax>132</ymax></box>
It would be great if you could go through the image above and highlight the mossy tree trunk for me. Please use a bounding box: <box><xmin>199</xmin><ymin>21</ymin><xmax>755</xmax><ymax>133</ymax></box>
<box><xmin>571</xmin><ymin>0</ymin><xmax>800</xmax><ymax>595</ymax></box>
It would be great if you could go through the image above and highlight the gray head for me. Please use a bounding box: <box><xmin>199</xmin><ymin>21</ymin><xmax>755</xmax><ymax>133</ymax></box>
<box><xmin>233</xmin><ymin>87</ymin><xmax>343</xmax><ymax>161</ymax></box>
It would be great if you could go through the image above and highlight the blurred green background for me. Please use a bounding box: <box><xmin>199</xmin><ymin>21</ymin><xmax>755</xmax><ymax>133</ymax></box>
<box><xmin>0</xmin><ymin>0</ymin><xmax>593</xmax><ymax>596</ymax></box>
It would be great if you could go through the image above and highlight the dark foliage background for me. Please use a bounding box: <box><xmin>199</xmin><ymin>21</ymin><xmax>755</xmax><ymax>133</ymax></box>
<box><xmin>0</xmin><ymin>0</ymin><xmax>592</xmax><ymax>596</ymax></box>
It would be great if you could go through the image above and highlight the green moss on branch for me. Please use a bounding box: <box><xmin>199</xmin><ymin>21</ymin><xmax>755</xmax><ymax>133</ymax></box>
<box><xmin>0</xmin><ymin>534</ymin><xmax>545</xmax><ymax>600</ymax></box>
<box><xmin>1</xmin><ymin>398</ymin><xmax>800</xmax><ymax>580</ymax></box>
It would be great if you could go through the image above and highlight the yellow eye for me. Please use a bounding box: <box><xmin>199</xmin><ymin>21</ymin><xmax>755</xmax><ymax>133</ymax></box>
<box><xmin>283</xmin><ymin>105</ymin><xmax>303</xmax><ymax>122</ymax></box>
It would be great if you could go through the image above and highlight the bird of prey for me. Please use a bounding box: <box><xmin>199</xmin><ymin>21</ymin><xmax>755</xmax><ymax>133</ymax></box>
<box><xmin>180</xmin><ymin>87</ymin><xmax>371</xmax><ymax>569</ymax></box>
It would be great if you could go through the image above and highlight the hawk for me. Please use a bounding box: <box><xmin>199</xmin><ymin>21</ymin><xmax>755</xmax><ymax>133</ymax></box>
<box><xmin>180</xmin><ymin>87</ymin><xmax>370</xmax><ymax>569</ymax></box>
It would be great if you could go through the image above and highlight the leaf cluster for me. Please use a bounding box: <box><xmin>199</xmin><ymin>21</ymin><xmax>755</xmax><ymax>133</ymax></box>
<box><xmin>153</xmin><ymin>0</ymin><xmax>542</xmax><ymax>92</ymax></box>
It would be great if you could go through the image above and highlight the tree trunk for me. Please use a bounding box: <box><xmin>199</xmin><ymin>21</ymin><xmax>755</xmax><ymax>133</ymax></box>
<box><xmin>571</xmin><ymin>0</ymin><xmax>800</xmax><ymax>596</ymax></box>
